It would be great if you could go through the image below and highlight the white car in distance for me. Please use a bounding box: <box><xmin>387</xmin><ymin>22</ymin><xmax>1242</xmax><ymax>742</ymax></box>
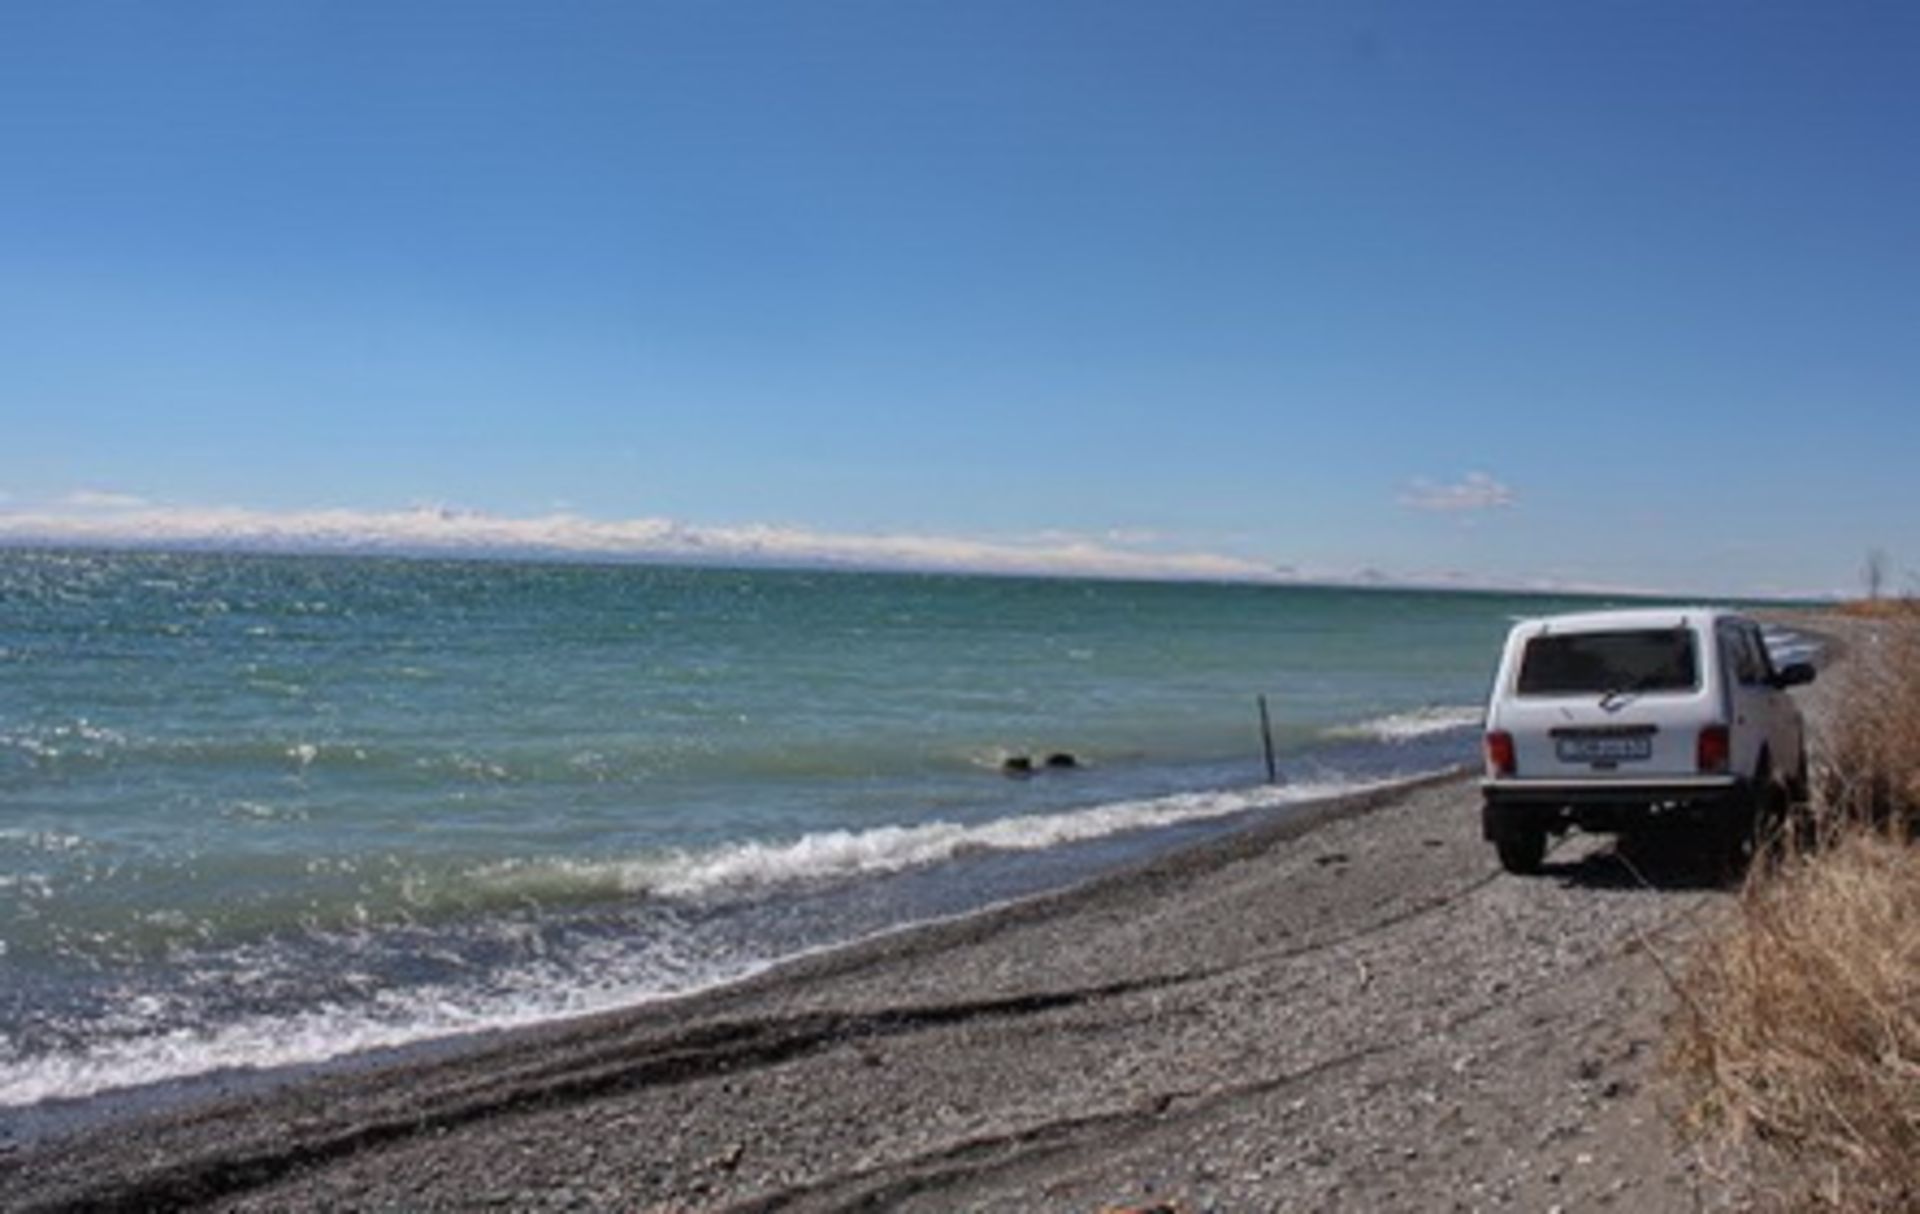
<box><xmin>1480</xmin><ymin>607</ymin><xmax>1815</xmax><ymax>875</ymax></box>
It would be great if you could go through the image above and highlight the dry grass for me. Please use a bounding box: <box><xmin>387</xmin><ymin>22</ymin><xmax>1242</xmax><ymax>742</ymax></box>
<box><xmin>1835</xmin><ymin>596</ymin><xmax>1920</xmax><ymax>621</ymax></box>
<box><xmin>1668</xmin><ymin>833</ymin><xmax>1920</xmax><ymax>1209</ymax></box>
<box><xmin>1818</xmin><ymin>620</ymin><xmax>1920</xmax><ymax>826</ymax></box>
<box><xmin>1666</xmin><ymin>618</ymin><xmax>1920</xmax><ymax>1210</ymax></box>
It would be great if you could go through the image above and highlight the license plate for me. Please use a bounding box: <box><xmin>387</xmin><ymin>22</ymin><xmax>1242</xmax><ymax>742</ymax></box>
<box><xmin>1556</xmin><ymin>735</ymin><xmax>1652</xmax><ymax>763</ymax></box>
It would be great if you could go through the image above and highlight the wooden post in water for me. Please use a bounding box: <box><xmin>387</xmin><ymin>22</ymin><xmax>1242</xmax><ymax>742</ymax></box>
<box><xmin>1257</xmin><ymin>694</ymin><xmax>1279</xmax><ymax>784</ymax></box>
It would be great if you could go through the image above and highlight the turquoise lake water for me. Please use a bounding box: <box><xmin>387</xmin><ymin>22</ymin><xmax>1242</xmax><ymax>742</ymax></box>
<box><xmin>0</xmin><ymin>548</ymin><xmax>1631</xmax><ymax>1120</ymax></box>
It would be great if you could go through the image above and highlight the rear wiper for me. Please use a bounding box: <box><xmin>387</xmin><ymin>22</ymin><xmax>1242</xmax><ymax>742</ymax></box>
<box><xmin>1600</xmin><ymin>677</ymin><xmax>1669</xmax><ymax>709</ymax></box>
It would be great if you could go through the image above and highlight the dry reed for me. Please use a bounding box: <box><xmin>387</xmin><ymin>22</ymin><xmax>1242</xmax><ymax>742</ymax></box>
<box><xmin>1666</xmin><ymin>615</ymin><xmax>1920</xmax><ymax>1210</ymax></box>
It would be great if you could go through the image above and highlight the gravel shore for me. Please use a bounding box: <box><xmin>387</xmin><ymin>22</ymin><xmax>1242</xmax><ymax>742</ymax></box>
<box><xmin>6</xmin><ymin>617</ymin><xmax>1846</xmax><ymax>1213</ymax></box>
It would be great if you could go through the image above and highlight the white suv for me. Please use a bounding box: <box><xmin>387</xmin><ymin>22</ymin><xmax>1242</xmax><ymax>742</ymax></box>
<box><xmin>1480</xmin><ymin>607</ymin><xmax>1815</xmax><ymax>874</ymax></box>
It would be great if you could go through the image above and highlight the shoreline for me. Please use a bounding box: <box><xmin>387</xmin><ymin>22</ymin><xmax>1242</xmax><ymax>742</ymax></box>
<box><xmin>0</xmin><ymin>768</ymin><xmax>1460</xmax><ymax>1152</ymax></box>
<box><xmin>0</xmin><ymin>765</ymin><xmax>1455</xmax><ymax>1145</ymax></box>
<box><xmin>5</xmin><ymin>766</ymin><xmax>1735</xmax><ymax>1212</ymax></box>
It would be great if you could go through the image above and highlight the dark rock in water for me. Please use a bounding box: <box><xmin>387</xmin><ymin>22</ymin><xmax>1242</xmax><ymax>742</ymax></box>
<box><xmin>1002</xmin><ymin>753</ymin><xmax>1078</xmax><ymax>776</ymax></box>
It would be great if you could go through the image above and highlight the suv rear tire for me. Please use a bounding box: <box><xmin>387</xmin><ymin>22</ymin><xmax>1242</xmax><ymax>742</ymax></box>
<box><xmin>1715</xmin><ymin>763</ymin><xmax>1785</xmax><ymax>881</ymax></box>
<box><xmin>1494</xmin><ymin>826</ymin><xmax>1547</xmax><ymax>875</ymax></box>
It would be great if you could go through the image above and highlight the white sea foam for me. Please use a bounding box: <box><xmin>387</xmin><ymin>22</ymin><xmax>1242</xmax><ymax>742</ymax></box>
<box><xmin>479</xmin><ymin>777</ymin><xmax>1389</xmax><ymax>902</ymax></box>
<box><xmin>0</xmin><ymin>719</ymin><xmax>129</xmax><ymax>764</ymax></box>
<box><xmin>0</xmin><ymin>827</ymin><xmax>89</xmax><ymax>854</ymax></box>
<box><xmin>1327</xmin><ymin>705</ymin><xmax>1484</xmax><ymax>743</ymax></box>
<box><xmin>0</xmin><ymin>942</ymin><xmax>749</xmax><ymax>1110</ymax></box>
<box><xmin>0</xmin><ymin>774</ymin><xmax>1426</xmax><ymax>1110</ymax></box>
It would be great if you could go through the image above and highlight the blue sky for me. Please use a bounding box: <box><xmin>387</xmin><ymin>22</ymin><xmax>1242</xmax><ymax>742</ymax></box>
<box><xmin>2</xmin><ymin>2</ymin><xmax>1914</xmax><ymax>596</ymax></box>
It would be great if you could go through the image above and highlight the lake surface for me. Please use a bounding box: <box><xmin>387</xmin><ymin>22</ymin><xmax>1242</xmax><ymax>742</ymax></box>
<box><xmin>0</xmin><ymin>549</ymin><xmax>1624</xmax><ymax>1120</ymax></box>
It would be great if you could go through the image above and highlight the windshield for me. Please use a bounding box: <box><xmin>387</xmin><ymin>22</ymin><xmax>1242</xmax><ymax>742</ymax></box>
<box><xmin>1515</xmin><ymin>628</ymin><xmax>1698</xmax><ymax>696</ymax></box>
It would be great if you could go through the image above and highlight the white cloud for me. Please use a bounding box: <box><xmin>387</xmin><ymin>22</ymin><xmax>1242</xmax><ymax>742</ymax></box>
<box><xmin>1397</xmin><ymin>472</ymin><xmax>1515</xmax><ymax>514</ymax></box>
<box><xmin>0</xmin><ymin>496</ymin><xmax>1779</xmax><ymax>594</ymax></box>
<box><xmin>62</xmin><ymin>489</ymin><xmax>151</xmax><ymax>510</ymax></box>
<box><xmin>0</xmin><ymin>499</ymin><xmax>1279</xmax><ymax>583</ymax></box>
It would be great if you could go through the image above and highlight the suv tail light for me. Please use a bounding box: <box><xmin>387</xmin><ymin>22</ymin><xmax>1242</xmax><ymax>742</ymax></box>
<box><xmin>1697</xmin><ymin>725</ymin><xmax>1731</xmax><ymax>774</ymax></box>
<box><xmin>1485</xmin><ymin>730</ymin><xmax>1516</xmax><ymax>777</ymax></box>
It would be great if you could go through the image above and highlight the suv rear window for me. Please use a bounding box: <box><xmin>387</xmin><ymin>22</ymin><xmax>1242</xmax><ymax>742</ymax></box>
<box><xmin>1515</xmin><ymin>628</ymin><xmax>1698</xmax><ymax>696</ymax></box>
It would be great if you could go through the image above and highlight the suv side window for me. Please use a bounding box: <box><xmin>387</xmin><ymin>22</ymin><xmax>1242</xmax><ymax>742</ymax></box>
<box><xmin>1744</xmin><ymin>622</ymin><xmax>1779</xmax><ymax>683</ymax></box>
<box><xmin>1719</xmin><ymin>621</ymin><xmax>1765</xmax><ymax>687</ymax></box>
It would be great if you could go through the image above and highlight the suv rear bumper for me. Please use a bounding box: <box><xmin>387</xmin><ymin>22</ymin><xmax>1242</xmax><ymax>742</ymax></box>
<box><xmin>1481</xmin><ymin>775</ymin><xmax>1749</xmax><ymax>838</ymax></box>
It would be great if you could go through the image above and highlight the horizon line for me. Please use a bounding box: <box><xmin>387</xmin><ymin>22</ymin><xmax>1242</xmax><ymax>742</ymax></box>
<box><xmin>0</xmin><ymin>532</ymin><xmax>1828</xmax><ymax>606</ymax></box>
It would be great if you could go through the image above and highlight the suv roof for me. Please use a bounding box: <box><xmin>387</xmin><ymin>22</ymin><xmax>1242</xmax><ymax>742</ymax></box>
<box><xmin>1511</xmin><ymin>606</ymin><xmax>1734</xmax><ymax>635</ymax></box>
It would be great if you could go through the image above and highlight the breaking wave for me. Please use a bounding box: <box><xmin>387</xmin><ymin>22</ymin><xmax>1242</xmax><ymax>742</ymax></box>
<box><xmin>476</xmin><ymin>776</ymin><xmax>1391</xmax><ymax>902</ymax></box>
<box><xmin>0</xmin><ymin>933</ymin><xmax>741</xmax><ymax>1111</ymax></box>
<box><xmin>1326</xmin><ymin>705</ymin><xmax>1483</xmax><ymax>743</ymax></box>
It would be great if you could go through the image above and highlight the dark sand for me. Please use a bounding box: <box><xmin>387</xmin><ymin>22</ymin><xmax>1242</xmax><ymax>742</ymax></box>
<box><xmin>7</xmin><ymin>617</ymin><xmax>1847</xmax><ymax>1213</ymax></box>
